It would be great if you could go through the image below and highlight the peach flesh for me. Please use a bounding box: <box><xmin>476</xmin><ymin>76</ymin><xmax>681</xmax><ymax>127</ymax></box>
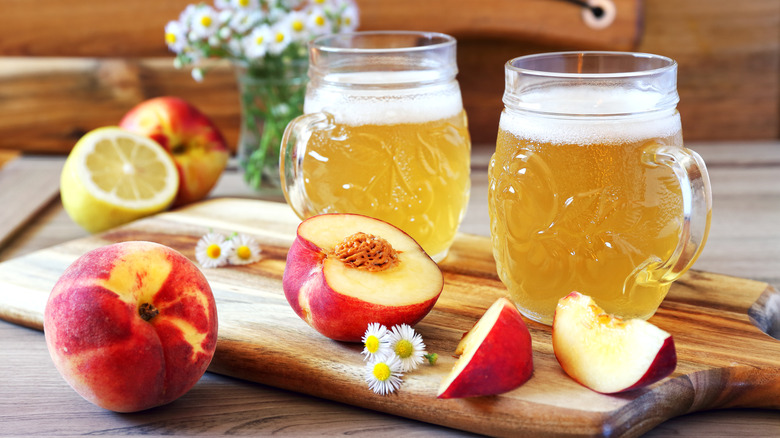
<box><xmin>552</xmin><ymin>292</ymin><xmax>676</xmax><ymax>394</ymax></box>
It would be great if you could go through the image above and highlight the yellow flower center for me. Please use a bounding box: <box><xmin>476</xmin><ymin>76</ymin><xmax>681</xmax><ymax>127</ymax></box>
<box><xmin>292</xmin><ymin>20</ymin><xmax>304</xmax><ymax>32</ymax></box>
<box><xmin>365</xmin><ymin>335</ymin><xmax>379</xmax><ymax>354</ymax></box>
<box><xmin>314</xmin><ymin>0</ymin><xmax>325</xmax><ymax>4</ymax></box>
<box><xmin>275</xmin><ymin>32</ymin><xmax>285</xmax><ymax>43</ymax></box>
<box><xmin>239</xmin><ymin>0</ymin><xmax>250</xmax><ymax>6</ymax></box>
<box><xmin>206</xmin><ymin>243</ymin><xmax>221</xmax><ymax>259</ymax></box>
<box><xmin>314</xmin><ymin>15</ymin><xmax>325</xmax><ymax>27</ymax></box>
<box><xmin>394</xmin><ymin>339</ymin><xmax>413</xmax><ymax>359</ymax></box>
<box><xmin>345</xmin><ymin>17</ymin><xmax>352</xmax><ymax>26</ymax></box>
<box><xmin>165</xmin><ymin>33</ymin><xmax>177</xmax><ymax>44</ymax></box>
<box><xmin>372</xmin><ymin>362</ymin><xmax>391</xmax><ymax>381</ymax></box>
<box><xmin>200</xmin><ymin>15</ymin><xmax>212</xmax><ymax>27</ymax></box>
<box><xmin>255</xmin><ymin>35</ymin><xmax>264</xmax><ymax>45</ymax></box>
<box><xmin>236</xmin><ymin>245</ymin><xmax>252</xmax><ymax>260</ymax></box>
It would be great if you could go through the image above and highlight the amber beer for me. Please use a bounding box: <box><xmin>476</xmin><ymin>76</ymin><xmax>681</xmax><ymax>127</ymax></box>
<box><xmin>489</xmin><ymin>52</ymin><xmax>712</xmax><ymax>325</ymax></box>
<box><xmin>490</xmin><ymin>99</ymin><xmax>684</xmax><ymax>323</ymax></box>
<box><xmin>300</xmin><ymin>72</ymin><xmax>471</xmax><ymax>261</ymax></box>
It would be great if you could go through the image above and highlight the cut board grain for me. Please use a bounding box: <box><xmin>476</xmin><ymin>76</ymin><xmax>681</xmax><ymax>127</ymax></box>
<box><xmin>0</xmin><ymin>198</ymin><xmax>778</xmax><ymax>438</ymax></box>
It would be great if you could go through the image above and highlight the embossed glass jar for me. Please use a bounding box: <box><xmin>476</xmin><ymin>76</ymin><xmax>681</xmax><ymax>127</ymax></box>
<box><xmin>489</xmin><ymin>52</ymin><xmax>712</xmax><ymax>324</ymax></box>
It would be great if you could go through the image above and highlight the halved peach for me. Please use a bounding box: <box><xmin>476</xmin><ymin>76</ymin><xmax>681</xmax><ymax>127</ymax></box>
<box><xmin>437</xmin><ymin>297</ymin><xmax>534</xmax><ymax>398</ymax></box>
<box><xmin>552</xmin><ymin>292</ymin><xmax>677</xmax><ymax>394</ymax></box>
<box><xmin>282</xmin><ymin>213</ymin><xmax>443</xmax><ymax>342</ymax></box>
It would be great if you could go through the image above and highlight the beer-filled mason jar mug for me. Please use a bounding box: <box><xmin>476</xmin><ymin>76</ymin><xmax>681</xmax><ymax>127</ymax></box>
<box><xmin>489</xmin><ymin>52</ymin><xmax>712</xmax><ymax>325</ymax></box>
<box><xmin>281</xmin><ymin>31</ymin><xmax>471</xmax><ymax>262</ymax></box>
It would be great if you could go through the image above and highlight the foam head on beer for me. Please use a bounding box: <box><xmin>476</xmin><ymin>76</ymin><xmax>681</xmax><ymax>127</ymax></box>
<box><xmin>305</xmin><ymin>71</ymin><xmax>464</xmax><ymax>127</ymax></box>
<box><xmin>502</xmin><ymin>86</ymin><xmax>681</xmax><ymax>146</ymax></box>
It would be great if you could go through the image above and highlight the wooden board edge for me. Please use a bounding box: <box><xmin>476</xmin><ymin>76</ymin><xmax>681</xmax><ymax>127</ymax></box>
<box><xmin>748</xmin><ymin>283</ymin><xmax>780</xmax><ymax>340</ymax></box>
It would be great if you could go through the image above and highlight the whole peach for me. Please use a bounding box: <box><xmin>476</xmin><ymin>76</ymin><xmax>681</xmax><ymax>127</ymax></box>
<box><xmin>119</xmin><ymin>96</ymin><xmax>229</xmax><ymax>206</ymax></box>
<box><xmin>44</xmin><ymin>241</ymin><xmax>218</xmax><ymax>412</ymax></box>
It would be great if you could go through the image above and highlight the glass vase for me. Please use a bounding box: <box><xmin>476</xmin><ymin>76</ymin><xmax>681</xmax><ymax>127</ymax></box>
<box><xmin>234</xmin><ymin>59</ymin><xmax>308</xmax><ymax>193</ymax></box>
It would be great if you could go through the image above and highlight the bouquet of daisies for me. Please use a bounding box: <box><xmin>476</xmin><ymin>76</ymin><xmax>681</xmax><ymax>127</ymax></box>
<box><xmin>165</xmin><ymin>0</ymin><xmax>359</xmax><ymax>81</ymax></box>
<box><xmin>164</xmin><ymin>0</ymin><xmax>359</xmax><ymax>191</ymax></box>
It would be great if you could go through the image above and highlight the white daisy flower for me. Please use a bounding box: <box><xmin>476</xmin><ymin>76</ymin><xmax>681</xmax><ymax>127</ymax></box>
<box><xmin>227</xmin><ymin>233</ymin><xmax>262</xmax><ymax>265</ymax></box>
<box><xmin>268</xmin><ymin>23</ymin><xmax>291</xmax><ymax>55</ymax></box>
<box><xmin>227</xmin><ymin>37</ymin><xmax>244</xmax><ymax>58</ymax></box>
<box><xmin>218</xmin><ymin>9</ymin><xmax>234</xmax><ymax>27</ymax></box>
<box><xmin>365</xmin><ymin>354</ymin><xmax>403</xmax><ymax>396</ymax></box>
<box><xmin>266</xmin><ymin>7</ymin><xmax>287</xmax><ymax>24</ymax></box>
<box><xmin>229</xmin><ymin>9</ymin><xmax>263</xmax><ymax>35</ymax></box>
<box><xmin>164</xmin><ymin>20</ymin><xmax>188</xmax><ymax>53</ymax></box>
<box><xmin>231</xmin><ymin>0</ymin><xmax>261</xmax><ymax>10</ymax></box>
<box><xmin>244</xmin><ymin>25</ymin><xmax>272</xmax><ymax>60</ymax></box>
<box><xmin>178</xmin><ymin>4</ymin><xmax>199</xmax><ymax>23</ymax></box>
<box><xmin>208</xmin><ymin>34</ymin><xmax>222</xmax><ymax>48</ymax></box>
<box><xmin>191</xmin><ymin>5</ymin><xmax>220</xmax><ymax>39</ymax></box>
<box><xmin>285</xmin><ymin>10</ymin><xmax>309</xmax><ymax>42</ymax></box>
<box><xmin>195</xmin><ymin>232</ymin><xmax>229</xmax><ymax>268</ymax></box>
<box><xmin>306</xmin><ymin>7</ymin><xmax>331</xmax><ymax>36</ymax></box>
<box><xmin>361</xmin><ymin>323</ymin><xmax>392</xmax><ymax>362</ymax></box>
<box><xmin>387</xmin><ymin>324</ymin><xmax>427</xmax><ymax>372</ymax></box>
<box><xmin>218</xmin><ymin>24</ymin><xmax>232</xmax><ymax>41</ymax></box>
<box><xmin>214</xmin><ymin>0</ymin><xmax>232</xmax><ymax>11</ymax></box>
<box><xmin>339</xmin><ymin>1</ymin><xmax>360</xmax><ymax>32</ymax></box>
<box><xmin>191</xmin><ymin>67</ymin><xmax>205</xmax><ymax>82</ymax></box>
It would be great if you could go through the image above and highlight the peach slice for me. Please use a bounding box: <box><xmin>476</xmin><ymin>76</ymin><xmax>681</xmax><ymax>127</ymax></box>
<box><xmin>437</xmin><ymin>297</ymin><xmax>534</xmax><ymax>398</ymax></box>
<box><xmin>552</xmin><ymin>292</ymin><xmax>677</xmax><ymax>394</ymax></box>
<box><xmin>282</xmin><ymin>213</ymin><xmax>443</xmax><ymax>342</ymax></box>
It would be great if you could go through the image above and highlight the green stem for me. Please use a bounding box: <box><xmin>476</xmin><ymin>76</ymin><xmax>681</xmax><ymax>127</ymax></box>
<box><xmin>236</xmin><ymin>58</ymin><xmax>308</xmax><ymax>191</ymax></box>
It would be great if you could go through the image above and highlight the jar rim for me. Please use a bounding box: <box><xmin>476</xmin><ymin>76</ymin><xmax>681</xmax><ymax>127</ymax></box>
<box><xmin>310</xmin><ymin>31</ymin><xmax>456</xmax><ymax>54</ymax></box>
<box><xmin>503</xmin><ymin>51</ymin><xmax>680</xmax><ymax>116</ymax></box>
<box><xmin>506</xmin><ymin>51</ymin><xmax>677</xmax><ymax>79</ymax></box>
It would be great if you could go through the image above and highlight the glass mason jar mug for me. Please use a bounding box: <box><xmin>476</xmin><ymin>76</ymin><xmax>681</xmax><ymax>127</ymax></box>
<box><xmin>280</xmin><ymin>31</ymin><xmax>472</xmax><ymax>262</ymax></box>
<box><xmin>489</xmin><ymin>52</ymin><xmax>712</xmax><ymax>325</ymax></box>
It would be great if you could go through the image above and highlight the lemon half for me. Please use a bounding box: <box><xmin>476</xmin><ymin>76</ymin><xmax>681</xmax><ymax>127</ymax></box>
<box><xmin>61</xmin><ymin>127</ymin><xmax>179</xmax><ymax>233</ymax></box>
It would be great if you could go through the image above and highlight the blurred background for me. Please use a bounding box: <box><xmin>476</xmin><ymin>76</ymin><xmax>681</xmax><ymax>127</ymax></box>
<box><xmin>0</xmin><ymin>0</ymin><xmax>777</xmax><ymax>150</ymax></box>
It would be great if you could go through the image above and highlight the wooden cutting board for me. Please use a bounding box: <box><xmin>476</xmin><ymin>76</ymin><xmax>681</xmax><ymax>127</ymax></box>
<box><xmin>1</xmin><ymin>198</ymin><xmax>778</xmax><ymax>437</ymax></box>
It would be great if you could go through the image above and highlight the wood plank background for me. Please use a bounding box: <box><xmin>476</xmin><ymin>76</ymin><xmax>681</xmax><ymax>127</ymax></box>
<box><xmin>0</xmin><ymin>0</ymin><xmax>778</xmax><ymax>152</ymax></box>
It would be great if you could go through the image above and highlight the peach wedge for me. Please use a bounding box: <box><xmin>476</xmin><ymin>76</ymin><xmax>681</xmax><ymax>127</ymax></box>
<box><xmin>552</xmin><ymin>292</ymin><xmax>676</xmax><ymax>394</ymax></box>
<box><xmin>438</xmin><ymin>297</ymin><xmax>534</xmax><ymax>398</ymax></box>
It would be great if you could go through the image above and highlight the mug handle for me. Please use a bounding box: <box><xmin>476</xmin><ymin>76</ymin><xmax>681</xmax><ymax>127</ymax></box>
<box><xmin>279</xmin><ymin>111</ymin><xmax>335</xmax><ymax>219</ymax></box>
<box><xmin>646</xmin><ymin>146</ymin><xmax>713</xmax><ymax>283</ymax></box>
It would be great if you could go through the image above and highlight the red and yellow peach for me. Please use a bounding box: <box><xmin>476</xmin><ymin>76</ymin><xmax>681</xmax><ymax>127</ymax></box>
<box><xmin>44</xmin><ymin>241</ymin><xmax>218</xmax><ymax>412</ymax></box>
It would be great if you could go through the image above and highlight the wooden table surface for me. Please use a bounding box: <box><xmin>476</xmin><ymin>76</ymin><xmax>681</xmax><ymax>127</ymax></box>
<box><xmin>1</xmin><ymin>142</ymin><xmax>779</xmax><ymax>437</ymax></box>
